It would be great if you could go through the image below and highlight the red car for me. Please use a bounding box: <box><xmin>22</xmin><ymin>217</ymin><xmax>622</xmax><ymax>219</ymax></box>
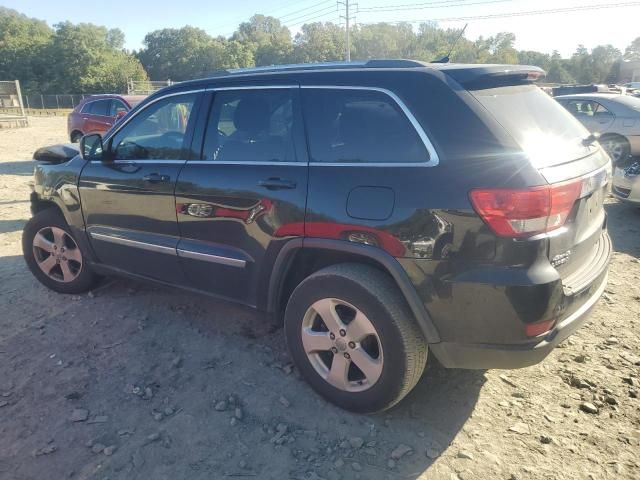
<box><xmin>67</xmin><ymin>94</ymin><xmax>146</xmax><ymax>142</ymax></box>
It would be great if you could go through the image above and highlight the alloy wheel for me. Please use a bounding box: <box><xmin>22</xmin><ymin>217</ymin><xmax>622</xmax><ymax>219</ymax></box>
<box><xmin>602</xmin><ymin>138</ymin><xmax>625</xmax><ymax>163</ymax></box>
<box><xmin>32</xmin><ymin>226</ymin><xmax>83</xmax><ymax>283</ymax></box>
<box><xmin>301</xmin><ymin>298</ymin><xmax>384</xmax><ymax>392</ymax></box>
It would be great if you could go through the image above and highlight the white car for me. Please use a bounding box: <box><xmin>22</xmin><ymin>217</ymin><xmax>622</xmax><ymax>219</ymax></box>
<box><xmin>613</xmin><ymin>161</ymin><xmax>640</xmax><ymax>204</ymax></box>
<box><xmin>556</xmin><ymin>93</ymin><xmax>640</xmax><ymax>164</ymax></box>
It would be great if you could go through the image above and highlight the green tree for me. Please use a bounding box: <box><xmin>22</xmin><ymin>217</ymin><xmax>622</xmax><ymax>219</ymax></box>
<box><xmin>351</xmin><ymin>23</ymin><xmax>415</xmax><ymax>59</ymax></box>
<box><xmin>0</xmin><ymin>7</ymin><xmax>53</xmax><ymax>92</ymax></box>
<box><xmin>476</xmin><ymin>32</ymin><xmax>518</xmax><ymax>64</ymax></box>
<box><xmin>46</xmin><ymin>22</ymin><xmax>147</xmax><ymax>93</ymax></box>
<box><xmin>293</xmin><ymin>22</ymin><xmax>344</xmax><ymax>63</ymax></box>
<box><xmin>546</xmin><ymin>51</ymin><xmax>575</xmax><ymax>83</ymax></box>
<box><xmin>624</xmin><ymin>36</ymin><xmax>640</xmax><ymax>60</ymax></box>
<box><xmin>232</xmin><ymin>15</ymin><xmax>292</xmax><ymax>66</ymax></box>
<box><xmin>590</xmin><ymin>45</ymin><xmax>621</xmax><ymax>83</ymax></box>
<box><xmin>517</xmin><ymin>50</ymin><xmax>551</xmax><ymax>71</ymax></box>
<box><xmin>137</xmin><ymin>26</ymin><xmax>224</xmax><ymax>81</ymax></box>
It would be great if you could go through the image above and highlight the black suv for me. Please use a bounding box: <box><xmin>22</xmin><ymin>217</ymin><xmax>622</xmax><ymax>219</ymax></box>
<box><xmin>24</xmin><ymin>60</ymin><xmax>611</xmax><ymax>413</ymax></box>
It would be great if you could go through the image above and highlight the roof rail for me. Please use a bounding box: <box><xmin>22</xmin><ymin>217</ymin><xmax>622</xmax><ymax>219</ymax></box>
<box><xmin>222</xmin><ymin>59</ymin><xmax>428</xmax><ymax>76</ymax></box>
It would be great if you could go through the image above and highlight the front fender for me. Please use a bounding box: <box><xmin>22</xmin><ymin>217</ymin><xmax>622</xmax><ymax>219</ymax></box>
<box><xmin>31</xmin><ymin>155</ymin><xmax>94</xmax><ymax>260</ymax></box>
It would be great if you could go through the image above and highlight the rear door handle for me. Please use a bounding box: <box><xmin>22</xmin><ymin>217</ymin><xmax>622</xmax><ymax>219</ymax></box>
<box><xmin>142</xmin><ymin>173</ymin><xmax>170</xmax><ymax>183</ymax></box>
<box><xmin>258</xmin><ymin>178</ymin><xmax>297</xmax><ymax>190</ymax></box>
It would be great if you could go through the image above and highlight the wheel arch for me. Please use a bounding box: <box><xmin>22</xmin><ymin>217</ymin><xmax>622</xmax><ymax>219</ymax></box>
<box><xmin>266</xmin><ymin>238</ymin><xmax>441</xmax><ymax>344</ymax></box>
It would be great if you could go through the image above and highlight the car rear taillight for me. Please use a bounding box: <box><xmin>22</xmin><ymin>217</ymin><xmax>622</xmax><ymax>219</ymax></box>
<box><xmin>469</xmin><ymin>179</ymin><xmax>582</xmax><ymax>238</ymax></box>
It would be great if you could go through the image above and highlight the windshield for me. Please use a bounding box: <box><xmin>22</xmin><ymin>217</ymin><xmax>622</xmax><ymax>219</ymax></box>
<box><xmin>471</xmin><ymin>85</ymin><xmax>593</xmax><ymax>168</ymax></box>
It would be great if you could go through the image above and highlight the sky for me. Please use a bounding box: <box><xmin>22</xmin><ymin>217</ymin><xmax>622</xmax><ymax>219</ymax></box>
<box><xmin>3</xmin><ymin>0</ymin><xmax>639</xmax><ymax>57</ymax></box>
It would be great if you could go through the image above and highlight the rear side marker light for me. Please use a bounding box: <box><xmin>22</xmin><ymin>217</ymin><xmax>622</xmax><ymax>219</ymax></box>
<box><xmin>525</xmin><ymin>319</ymin><xmax>556</xmax><ymax>337</ymax></box>
<box><xmin>469</xmin><ymin>180</ymin><xmax>582</xmax><ymax>238</ymax></box>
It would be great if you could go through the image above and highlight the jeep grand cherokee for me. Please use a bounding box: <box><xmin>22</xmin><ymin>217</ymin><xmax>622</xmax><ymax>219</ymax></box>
<box><xmin>24</xmin><ymin>60</ymin><xmax>611</xmax><ymax>412</ymax></box>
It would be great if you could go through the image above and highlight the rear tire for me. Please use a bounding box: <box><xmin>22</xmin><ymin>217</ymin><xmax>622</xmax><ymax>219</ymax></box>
<box><xmin>284</xmin><ymin>263</ymin><xmax>427</xmax><ymax>413</ymax></box>
<box><xmin>70</xmin><ymin>131</ymin><xmax>83</xmax><ymax>143</ymax></box>
<box><xmin>22</xmin><ymin>208</ymin><xmax>98</xmax><ymax>294</ymax></box>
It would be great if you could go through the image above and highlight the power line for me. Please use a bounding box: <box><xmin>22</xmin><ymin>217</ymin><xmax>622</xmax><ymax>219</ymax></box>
<box><xmin>279</xmin><ymin>4</ymin><xmax>337</xmax><ymax>25</ymax></box>
<box><xmin>358</xmin><ymin>0</ymin><xmax>512</xmax><ymax>13</ymax></box>
<box><xmin>359</xmin><ymin>1</ymin><xmax>640</xmax><ymax>24</ymax></box>
<box><xmin>276</xmin><ymin>1</ymin><xmax>334</xmax><ymax>21</ymax></box>
<box><xmin>286</xmin><ymin>10</ymin><xmax>341</xmax><ymax>28</ymax></box>
<box><xmin>359</xmin><ymin>0</ymin><xmax>472</xmax><ymax>11</ymax></box>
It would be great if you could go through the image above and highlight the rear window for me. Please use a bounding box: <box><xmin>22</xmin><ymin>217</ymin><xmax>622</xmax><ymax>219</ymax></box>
<box><xmin>471</xmin><ymin>85</ymin><xmax>593</xmax><ymax>168</ymax></box>
<box><xmin>613</xmin><ymin>95</ymin><xmax>640</xmax><ymax>112</ymax></box>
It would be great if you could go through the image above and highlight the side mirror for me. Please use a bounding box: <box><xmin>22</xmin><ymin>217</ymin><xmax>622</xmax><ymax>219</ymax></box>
<box><xmin>116</xmin><ymin>110</ymin><xmax>127</xmax><ymax>120</ymax></box>
<box><xmin>80</xmin><ymin>133</ymin><xmax>104</xmax><ymax>161</ymax></box>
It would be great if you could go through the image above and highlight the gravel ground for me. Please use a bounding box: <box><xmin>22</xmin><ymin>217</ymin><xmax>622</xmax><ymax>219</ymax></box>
<box><xmin>0</xmin><ymin>117</ymin><xmax>639</xmax><ymax>480</ymax></box>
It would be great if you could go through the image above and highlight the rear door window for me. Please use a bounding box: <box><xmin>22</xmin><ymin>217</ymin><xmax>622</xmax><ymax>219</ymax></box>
<box><xmin>203</xmin><ymin>89</ymin><xmax>297</xmax><ymax>163</ymax></box>
<box><xmin>87</xmin><ymin>100</ymin><xmax>110</xmax><ymax>116</ymax></box>
<box><xmin>301</xmin><ymin>88</ymin><xmax>428</xmax><ymax>164</ymax></box>
<box><xmin>471</xmin><ymin>85</ymin><xmax>592</xmax><ymax>168</ymax></box>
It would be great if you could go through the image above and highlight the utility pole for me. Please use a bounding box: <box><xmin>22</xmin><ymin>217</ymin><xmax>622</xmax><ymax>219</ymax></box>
<box><xmin>345</xmin><ymin>0</ymin><xmax>350</xmax><ymax>62</ymax></box>
<box><xmin>338</xmin><ymin>0</ymin><xmax>356</xmax><ymax>62</ymax></box>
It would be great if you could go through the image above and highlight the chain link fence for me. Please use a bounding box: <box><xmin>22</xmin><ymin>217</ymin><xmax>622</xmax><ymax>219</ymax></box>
<box><xmin>0</xmin><ymin>80</ymin><xmax>28</xmax><ymax>128</ymax></box>
<box><xmin>21</xmin><ymin>94</ymin><xmax>94</xmax><ymax>115</ymax></box>
<box><xmin>127</xmin><ymin>79</ymin><xmax>174</xmax><ymax>95</ymax></box>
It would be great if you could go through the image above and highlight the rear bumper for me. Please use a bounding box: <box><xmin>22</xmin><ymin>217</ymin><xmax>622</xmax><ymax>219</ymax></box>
<box><xmin>430</xmin><ymin>269</ymin><xmax>607</xmax><ymax>369</ymax></box>
<box><xmin>627</xmin><ymin>135</ymin><xmax>640</xmax><ymax>156</ymax></box>
<box><xmin>429</xmin><ymin>231</ymin><xmax>611</xmax><ymax>369</ymax></box>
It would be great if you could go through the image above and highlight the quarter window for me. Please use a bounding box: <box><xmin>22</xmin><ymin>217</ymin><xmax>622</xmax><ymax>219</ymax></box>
<box><xmin>203</xmin><ymin>89</ymin><xmax>296</xmax><ymax>162</ymax></box>
<box><xmin>301</xmin><ymin>88</ymin><xmax>428</xmax><ymax>164</ymax></box>
<box><xmin>109</xmin><ymin>100</ymin><xmax>129</xmax><ymax>117</ymax></box>
<box><xmin>110</xmin><ymin>93</ymin><xmax>196</xmax><ymax>161</ymax></box>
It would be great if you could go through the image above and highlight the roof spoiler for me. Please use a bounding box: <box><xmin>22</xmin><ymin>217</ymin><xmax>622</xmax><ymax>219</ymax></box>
<box><xmin>439</xmin><ymin>65</ymin><xmax>546</xmax><ymax>89</ymax></box>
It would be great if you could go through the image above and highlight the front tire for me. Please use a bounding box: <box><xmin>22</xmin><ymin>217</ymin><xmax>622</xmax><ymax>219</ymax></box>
<box><xmin>284</xmin><ymin>263</ymin><xmax>427</xmax><ymax>413</ymax></box>
<box><xmin>70</xmin><ymin>131</ymin><xmax>83</xmax><ymax>143</ymax></box>
<box><xmin>22</xmin><ymin>208</ymin><xmax>97</xmax><ymax>294</ymax></box>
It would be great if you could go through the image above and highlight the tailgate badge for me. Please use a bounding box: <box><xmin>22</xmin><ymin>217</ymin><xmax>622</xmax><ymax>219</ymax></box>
<box><xmin>551</xmin><ymin>250</ymin><xmax>572</xmax><ymax>267</ymax></box>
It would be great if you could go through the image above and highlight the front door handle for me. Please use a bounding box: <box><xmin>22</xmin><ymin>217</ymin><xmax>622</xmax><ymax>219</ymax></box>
<box><xmin>258</xmin><ymin>178</ymin><xmax>297</xmax><ymax>190</ymax></box>
<box><xmin>142</xmin><ymin>173</ymin><xmax>170</xmax><ymax>183</ymax></box>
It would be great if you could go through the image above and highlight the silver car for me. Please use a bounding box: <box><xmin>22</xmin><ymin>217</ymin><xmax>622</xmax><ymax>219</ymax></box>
<box><xmin>612</xmin><ymin>161</ymin><xmax>640</xmax><ymax>204</ymax></box>
<box><xmin>556</xmin><ymin>93</ymin><xmax>640</xmax><ymax>164</ymax></box>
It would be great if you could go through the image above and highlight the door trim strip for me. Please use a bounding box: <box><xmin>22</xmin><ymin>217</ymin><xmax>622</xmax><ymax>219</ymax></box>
<box><xmin>89</xmin><ymin>232</ymin><xmax>177</xmax><ymax>255</ymax></box>
<box><xmin>177</xmin><ymin>248</ymin><xmax>247</xmax><ymax>268</ymax></box>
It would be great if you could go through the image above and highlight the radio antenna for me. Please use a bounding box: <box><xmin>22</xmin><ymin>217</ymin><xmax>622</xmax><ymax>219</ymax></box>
<box><xmin>432</xmin><ymin>23</ymin><xmax>468</xmax><ymax>63</ymax></box>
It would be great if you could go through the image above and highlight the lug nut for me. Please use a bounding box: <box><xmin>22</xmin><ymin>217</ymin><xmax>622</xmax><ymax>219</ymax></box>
<box><xmin>343</xmin><ymin>353</ymin><xmax>350</xmax><ymax>359</ymax></box>
<box><xmin>329</xmin><ymin>332</ymin><xmax>335</xmax><ymax>340</ymax></box>
<box><xmin>339</xmin><ymin>329</ymin><xmax>346</xmax><ymax>337</ymax></box>
<box><xmin>331</xmin><ymin>347</ymin><xmax>338</xmax><ymax>353</ymax></box>
<box><xmin>348</xmin><ymin>341</ymin><xmax>356</xmax><ymax>349</ymax></box>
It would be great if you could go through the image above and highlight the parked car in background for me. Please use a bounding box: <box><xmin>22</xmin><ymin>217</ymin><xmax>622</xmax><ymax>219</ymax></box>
<box><xmin>26</xmin><ymin>60</ymin><xmax>611</xmax><ymax>412</ymax></box>
<box><xmin>612</xmin><ymin>160</ymin><xmax>640</xmax><ymax>204</ymax></box>
<box><xmin>67</xmin><ymin>94</ymin><xmax>146</xmax><ymax>143</ymax></box>
<box><xmin>551</xmin><ymin>84</ymin><xmax>608</xmax><ymax>96</ymax></box>
<box><xmin>556</xmin><ymin>93</ymin><xmax>640</xmax><ymax>164</ymax></box>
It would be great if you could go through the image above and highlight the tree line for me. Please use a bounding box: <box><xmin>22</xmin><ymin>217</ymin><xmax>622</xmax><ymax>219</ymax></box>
<box><xmin>1</xmin><ymin>6</ymin><xmax>639</xmax><ymax>94</ymax></box>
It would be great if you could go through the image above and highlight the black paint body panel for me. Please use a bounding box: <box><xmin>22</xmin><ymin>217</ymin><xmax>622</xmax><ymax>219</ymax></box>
<box><xmin>27</xmin><ymin>64</ymin><xmax>610</xmax><ymax>369</ymax></box>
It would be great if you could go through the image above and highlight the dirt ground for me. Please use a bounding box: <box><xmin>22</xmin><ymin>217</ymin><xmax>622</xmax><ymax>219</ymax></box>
<box><xmin>0</xmin><ymin>117</ymin><xmax>639</xmax><ymax>480</ymax></box>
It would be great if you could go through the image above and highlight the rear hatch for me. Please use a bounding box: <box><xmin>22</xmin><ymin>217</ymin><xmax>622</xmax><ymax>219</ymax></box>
<box><xmin>462</xmin><ymin>75</ymin><xmax>610</xmax><ymax>290</ymax></box>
